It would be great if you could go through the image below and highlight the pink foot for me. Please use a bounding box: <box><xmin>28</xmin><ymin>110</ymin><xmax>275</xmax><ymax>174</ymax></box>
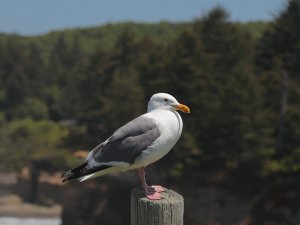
<box><xmin>145</xmin><ymin>191</ymin><xmax>162</xmax><ymax>200</ymax></box>
<box><xmin>144</xmin><ymin>185</ymin><xmax>165</xmax><ymax>200</ymax></box>
<box><xmin>150</xmin><ymin>185</ymin><xmax>165</xmax><ymax>193</ymax></box>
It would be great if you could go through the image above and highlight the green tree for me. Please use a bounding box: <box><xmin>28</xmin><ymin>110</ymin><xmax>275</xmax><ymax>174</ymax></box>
<box><xmin>77</xmin><ymin>31</ymin><xmax>145</xmax><ymax>146</ymax></box>
<box><xmin>0</xmin><ymin>119</ymin><xmax>74</xmax><ymax>202</ymax></box>
<box><xmin>256</xmin><ymin>0</ymin><xmax>300</xmax><ymax>155</ymax></box>
<box><xmin>0</xmin><ymin>119</ymin><xmax>69</xmax><ymax>171</ymax></box>
<box><xmin>42</xmin><ymin>35</ymin><xmax>86</xmax><ymax>120</ymax></box>
<box><xmin>0</xmin><ymin>40</ymin><xmax>28</xmax><ymax>117</ymax></box>
<box><xmin>157</xmin><ymin>8</ymin><xmax>267</xmax><ymax>179</ymax></box>
<box><xmin>252</xmin><ymin>1</ymin><xmax>300</xmax><ymax>223</ymax></box>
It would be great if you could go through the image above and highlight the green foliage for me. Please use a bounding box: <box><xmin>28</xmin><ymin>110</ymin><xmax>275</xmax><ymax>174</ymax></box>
<box><xmin>15</xmin><ymin>98</ymin><xmax>49</xmax><ymax>120</ymax></box>
<box><xmin>256</xmin><ymin>0</ymin><xmax>300</xmax><ymax>155</ymax></box>
<box><xmin>236</xmin><ymin>21</ymin><xmax>269</xmax><ymax>39</ymax></box>
<box><xmin>0</xmin><ymin>21</ymin><xmax>267</xmax><ymax>60</ymax></box>
<box><xmin>0</xmin><ymin>119</ymin><xmax>69</xmax><ymax>171</ymax></box>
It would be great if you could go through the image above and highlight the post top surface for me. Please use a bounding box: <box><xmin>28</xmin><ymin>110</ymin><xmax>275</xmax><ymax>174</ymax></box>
<box><xmin>131</xmin><ymin>188</ymin><xmax>183</xmax><ymax>204</ymax></box>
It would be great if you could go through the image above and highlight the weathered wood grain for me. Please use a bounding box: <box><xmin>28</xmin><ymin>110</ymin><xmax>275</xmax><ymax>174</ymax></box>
<box><xmin>131</xmin><ymin>188</ymin><xmax>184</xmax><ymax>225</ymax></box>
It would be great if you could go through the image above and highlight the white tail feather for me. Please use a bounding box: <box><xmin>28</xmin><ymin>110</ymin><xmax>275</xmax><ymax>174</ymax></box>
<box><xmin>78</xmin><ymin>173</ymin><xmax>96</xmax><ymax>182</ymax></box>
<box><xmin>78</xmin><ymin>166</ymin><xmax>130</xmax><ymax>182</ymax></box>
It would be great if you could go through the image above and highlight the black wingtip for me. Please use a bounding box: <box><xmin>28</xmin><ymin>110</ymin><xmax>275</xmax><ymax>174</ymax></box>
<box><xmin>61</xmin><ymin>163</ymin><xmax>111</xmax><ymax>183</ymax></box>
<box><xmin>61</xmin><ymin>170</ymin><xmax>73</xmax><ymax>182</ymax></box>
<box><xmin>60</xmin><ymin>162</ymin><xmax>88</xmax><ymax>183</ymax></box>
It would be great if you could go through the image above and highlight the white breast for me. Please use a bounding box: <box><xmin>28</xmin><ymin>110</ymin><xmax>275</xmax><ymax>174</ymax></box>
<box><xmin>133</xmin><ymin>109</ymin><xmax>183</xmax><ymax>167</ymax></box>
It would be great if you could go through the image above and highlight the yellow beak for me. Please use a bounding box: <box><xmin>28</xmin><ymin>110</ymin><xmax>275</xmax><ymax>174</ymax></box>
<box><xmin>174</xmin><ymin>103</ymin><xmax>190</xmax><ymax>114</ymax></box>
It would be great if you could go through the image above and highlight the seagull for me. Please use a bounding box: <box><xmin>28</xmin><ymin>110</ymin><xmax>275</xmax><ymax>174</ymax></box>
<box><xmin>61</xmin><ymin>93</ymin><xmax>190</xmax><ymax>200</ymax></box>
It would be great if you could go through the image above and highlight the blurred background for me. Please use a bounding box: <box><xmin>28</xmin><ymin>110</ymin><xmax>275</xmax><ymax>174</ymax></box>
<box><xmin>0</xmin><ymin>0</ymin><xmax>299</xmax><ymax>224</ymax></box>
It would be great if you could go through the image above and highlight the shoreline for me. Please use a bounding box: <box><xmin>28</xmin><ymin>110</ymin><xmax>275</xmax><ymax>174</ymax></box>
<box><xmin>0</xmin><ymin>217</ymin><xmax>61</xmax><ymax>225</ymax></box>
<box><xmin>0</xmin><ymin>194</ymin><xmax>61</xmax><ymax>218</ymax></box>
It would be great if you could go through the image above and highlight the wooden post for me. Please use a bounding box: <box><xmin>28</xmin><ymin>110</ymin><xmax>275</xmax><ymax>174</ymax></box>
<box><xmin>131</xmin><ymin>188</ymin><xmax>184</xmax><ymax>225</ymax></box>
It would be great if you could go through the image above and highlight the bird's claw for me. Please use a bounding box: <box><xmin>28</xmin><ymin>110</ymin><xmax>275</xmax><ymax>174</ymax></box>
<box><xmin>144</xmin><ymin>185</ymin><xmax>165</xmax><ymax>200</ymax></box>
<box><xmin>148</xmin><ymin>185</ymin><xmax>165</xmax><ymax>193</ymax></box>
<box><xmin>145</xmin><ymin>191</ymin><xmax>162</xmax><ymax>200</ymax></box>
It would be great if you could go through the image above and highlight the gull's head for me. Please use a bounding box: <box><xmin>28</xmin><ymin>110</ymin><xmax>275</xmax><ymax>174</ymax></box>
<box><xmin>147</xmin><ymin>93</ymin><xmax>190</xmax><ymax>113</ymax></box>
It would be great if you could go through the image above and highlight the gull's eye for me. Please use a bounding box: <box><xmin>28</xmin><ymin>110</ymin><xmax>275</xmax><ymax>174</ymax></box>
<box><xmin>164</xmin><ymin>98</ymin><xmax>168</xmax><ymax>102</ymax></box>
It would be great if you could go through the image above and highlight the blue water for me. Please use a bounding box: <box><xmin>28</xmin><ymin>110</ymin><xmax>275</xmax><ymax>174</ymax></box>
<box><xmin>0</xmin><ymin>217</ymin><xmax>61</xmax><ymax>225</ymax></box>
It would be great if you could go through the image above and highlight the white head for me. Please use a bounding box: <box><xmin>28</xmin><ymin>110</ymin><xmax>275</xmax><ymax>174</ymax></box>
<box><xmin>147</xmin><ymin>93</ymin><xmax>190</xmax><ymax>113</ymax></box>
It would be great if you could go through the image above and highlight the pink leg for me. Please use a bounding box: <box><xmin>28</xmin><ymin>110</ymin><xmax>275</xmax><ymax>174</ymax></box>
<box><xmin>138</xmin><ymin>167</ymin><xmax>164</xmax><ymax>200</ymax></box>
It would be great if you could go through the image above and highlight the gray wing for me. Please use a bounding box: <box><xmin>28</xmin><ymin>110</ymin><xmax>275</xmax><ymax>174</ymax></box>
<box><xmin>89</xmin><ymin>116</ymin><xmax>160</xmax><ymax>165</ymax></box>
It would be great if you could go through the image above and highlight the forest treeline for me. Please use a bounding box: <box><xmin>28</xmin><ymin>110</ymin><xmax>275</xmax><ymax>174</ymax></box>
<box><xmin>0</xmin><ymin>1</ymin><xmax>299</xmax><ymax>220</ymax></box>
